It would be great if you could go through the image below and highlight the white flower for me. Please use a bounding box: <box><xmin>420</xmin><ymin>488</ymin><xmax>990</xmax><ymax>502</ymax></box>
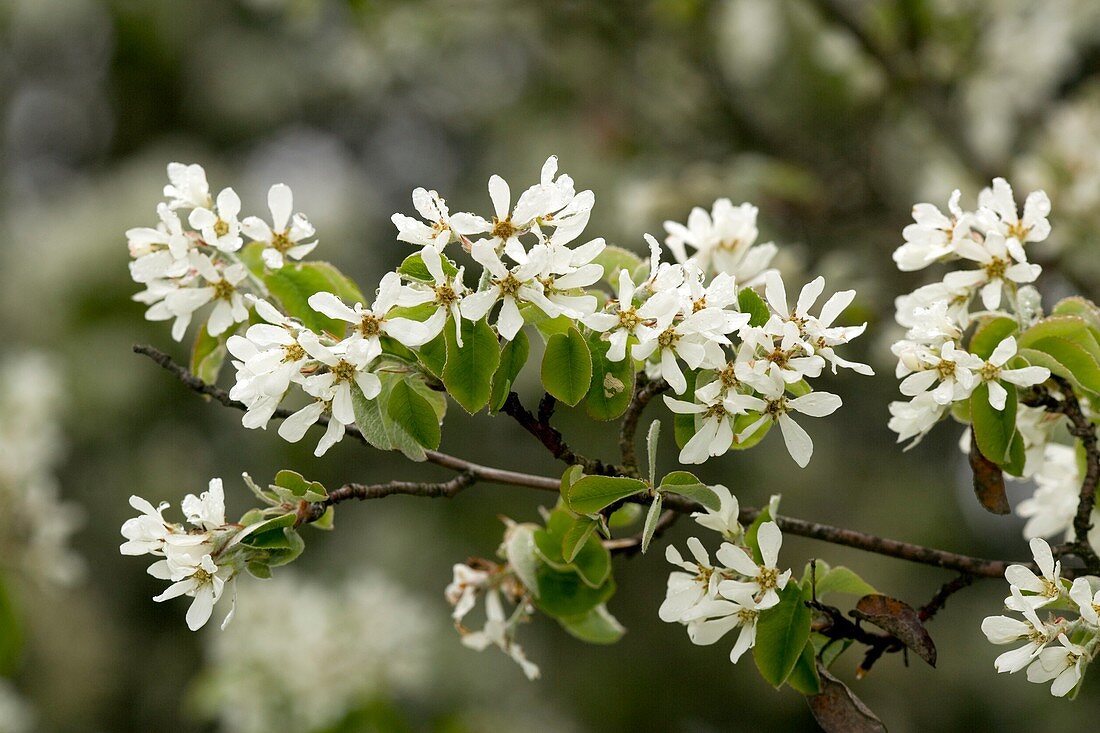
<box><xmin>971</xmin><ymin>336</ymin><xmax>1050</xmax><ymax>409</ymax></box>
<box><xmin>458</xmin><ymin>588</ymin><xmax>540</xmax><ymax>680</ymax></box>
<box><xmin>182</xmin><ymin>478</ymin><xmax>227</xmax><ymax>531</ymax></box>
<box><xmin>715</xmin><ymin>522</ymin><xmax>791</xmax><ymax>609</ymax></box>
<box><xmin>149</xmin><ymin>542</ymin><xmax>234</xmax><ymax>631</ymax></box>
<box><xmin>226</xmin><ymin>300</ymin><xmax>312</xmax><ymax>427</ymax></box>
<box><xmin>396</xmin><ymin>246</ymin><xmax>469</xmax><ymax>345</ymax></box>
<box><xmin>691</xmin><ymin>484</ymin><xmax>741</xmax><ymax>541</ymax></box>
<box><xmin>663</xmin><ymin>199</ymin><xmax>777</xmax><ymax>284</ymax></box>
<box><xmin>391</xmin><ymin>187</ymin><xmax>485</xmax><ymax>249</ymax></box>
<box><xmin>1069</xmin><ymin>577</ymin><xmax>1100</xmax><ymax>626</ymax></box>
<box><xmin>1026</xmin><ymin>633</ymin><xmax>1089</xmax><ymax>697</ymax></box>
<box><xmin>127</xmin><ymin>204</ymin><xmax>192</xmax><ymax>282</ymax></box>
<box><xmin>663</xmin><ymin>389</ymin><xmax>761</xmax><ymax>464</ymax></box>
<box><xmin>164</xmin><ymin>162</ymin><xmax>211</xmax><ymax>210</ymax></box>
<box><xmin>896</xmin><ymin>340</ymin><xmax>979</xmax><ymax>406</ymax></box>
<box><xmin>894</xmin><ymin>190</ymin><xmax>970</xmax><ymax>271</ymax></box>
<box><xmin>189</xmin><ymin>187</ymin><xmax>243</xmax><ymax>253</ymax></box>
<box><xmin>680</xmin><ymin>590</ymin><xmax>763</xmax><ymax>663</ymax></box>
<box><xmin>241</xmin><ymin>183</ymin><xmax>318</xmax><ymax>269</ymax></box>
<box><xmin>981</xmin><ymin>586</ymin><xmax>1060</xmax><ymax>674</ymax></box>
<box><xmin>445</xmin><ymin>563</ymin><xmax>491</xmax><ymax>622</ymax></box>
<box><xmin>659</xmin><ymin>537</ymin><xmax>722</xmax><ymax>623</ymax></box>
<box><xmin>977</xmin><ymin>177</ymin><xmax>1051</xmax><ymax>247</ymax></box>
<box><xmin>308</xmin><ymin>272</ymin><xmax>430</xmax><ymax>350</ymax></box>
<box><xmin>157</xmin><ymin>253</ymin><xmax>250</xmax><ymax>340</ymax></box>
<box><xmin>1005</xmin><ymin>537</ymin><xmax>1065</xmax><ymax>610</ymax></box>
<box><xmin>735</xmin><ymin>372</ymin><xmax>842</xmax><ymax>468</ymax></box>
<box><xmin>888</xmin><ymin>392</ymin><xmax>948</xmax><ymax>448</ymax></box>
<box><xmin>948</xmin><ymin>231</ymin><xmax>1042</xmax><ymax>311</ymax></box>
<box><xmin>1018</xmin><ymin>444</ymin><xmax>1080</xmax><ymax>540</ymax></box>
<box><xmin>119</xmin><ymin>495</ymin><xmax>173</xmax><ymax>556</ymax></box>
<box><xmin>584</xmin><ymin>268</ymin><xmax>679</xmax><ymax>362</ymax></box>
<box><xmin>460</xmin><ymin>241</ymin><xmax>558</xmax><ymax>341</ymax></box>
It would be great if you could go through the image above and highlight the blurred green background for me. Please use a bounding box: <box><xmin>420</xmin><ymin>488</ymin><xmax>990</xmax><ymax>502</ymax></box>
<box><xmin>2</xmin><ymin>0</ymin><xmax>1100</xmax><ymax>730</ymax></box>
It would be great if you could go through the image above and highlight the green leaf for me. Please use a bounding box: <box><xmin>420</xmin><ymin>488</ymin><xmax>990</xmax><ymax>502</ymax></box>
<box><xmin>265</xmin><ymin>262</ymin><xmax>363</xmax><ymax>336</ymax></box>
<box><xmin>442</xmin><ymin>317</ymin><xmax>500</xmax><ymax>413</ymax></box>
<box><xmin>1020</xmin><ymin>315</ymin><xmax>1100</xmax><ymax>363</ymax></box>
<box><xmin>534</xmin><ymin>509</ymin><xmax>612</xmax><ymax>588</ymax></box>
<box><xmin>311</xmin><ymin>506</ymin><xmax>335</xmax><ymax>530</ymax></box>
<box><xmin>562</xmin><ymin>516</ymin><xmax>599</xmax><ymax>563</ymax></box>
<box><xmin>640</xmin><ymin>492</ymin><xmax>663</xmax><ymax>554</ymax></box>
<box><xmin>753</xmin><ymin>580</ymin><xmax>813</xmax><ymax>688</ymax></box>
<box><xmin>273</xmin><ymin>469</ymin><xmax>328</xmax><ymax>503</ymax></box>
<box><xmin>970</xmin><ymin>381</ymin><xmax>1018</xmax><ymax>467</ymax></box>
<box><xmin>490</xmin><ymin>328</ymin><xmax>530</xmax><ymax>412</ymax></box>
<box><xmin>646</xmin><ymin>420</ymin><xmax>661</xmax><ymax>485</ymax></box>
<box><xmin>559</xmin><ymin>605</ymin><xmax>626</xmax><ymax>645</ymax></box>
<box><xmin>350</xmin><ymin>375</ymin><xmax>429</xmax><ymax>461</ymax></box>
<box><xmin>968</xmin><ymin>316</ymin><xmax>1018</xmax><ymax>359</ymax></box>
<box><xmin>658</xmin><ymin>474</ymin><xmax>720</xmax><ymax>511</ymax></box>
<box><xmin>738</xmin><ymin>287</ymin><xmax>770</xmax><ymax>327</ymax></box>
<box><xmin>415</xmin><ymin>330</ymin><xmax>448</xmax><ymax>378</ymax></box>
<box><xmin>533</xmin><ymin>563</ymin><xmax>615</xmax><ymax>619</ymax></box>
<box><xmin>786</xmin><ymin>379</ymin><xmax>812</xmax><ymax>397</ymax></box>
<box><xmin>565</xmin><ymin>475</ymin><xmax>647</xmax><ymax>515</ymax></box>
<box><xmin>592</xmin><ymin>245</ymin><xmax>643</xmax><ymax>287</ymax></box>
<box><xmin>190</xmin><ymin>321</ymin><xmax>230</xmax><ymax>384</ymax></box>
<box><xmin>1052</xmin><ymin>297</ymin><xmax>1100</xmax><ymax>342</ymax></box>
<box><xmin>398</xmin><ymin>251</ymin><xmax>458</xmax><ymax>282</ymax></box>
<box><xmin>608</xmin><ymin>503</ymin><xmax>643</xmax><ymax>529</ymax></box>
<box><xmin>584</xmin><ymin>331</ymin><xmax>634</xmax><ymax>420</ymax></box>
<box><xmin>541</xmin><ymin>327</ymin><xmax>593</xmax><ymax>406</ymax></box>
<box><xmin>386</xmin><ymin>379</ymin><xmax>442</xmax><ymax>450</ymax></box>
<box><xmin>809</xmin><ymin>563</ymin><xmax>878</xmax><ymax>600</ymax></box>
<box><xmin>1020</xmin><ymin>339</ymin><xmax>1100</xmax><ymax>394</ymax></box>
<box><xmin>787</xmin><ymin>639</ymin><xmax>822</xmax><ymax>696</ymax></box>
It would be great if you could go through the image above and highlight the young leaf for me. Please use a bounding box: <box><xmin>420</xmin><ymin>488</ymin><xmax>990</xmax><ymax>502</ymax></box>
<box><xmin>1019</xmin><ymin>315</ymin><xmax>1100</xmax><ymax>362</ymax></box>
<box><xmin>415</xmin><ymin>330</ymin><xmax>448</xmax><ymax>378</ymax></box>
<box><xmin>386</xmin><ymin>379</ymin><xmax>442</xmax><ymax>450</ymax></box>
<box><xmin>646</xmin><ymin>420</ymin><xmax>660</xmax><ymax>486</ymax></box>
<box><xmin>541</xmin><ymin>327</ymin><xmax>593</xmax><ymax>406</ymax></box>
<box><xmin>673</xmin><ymin>369</ymin><xmax>699</xmax><ymax>449</ymax></box>
<box><xmin>731</xmin><ymin>410</ymin><xmax>771</xmax><ymax>451</ymax></box>
<box><xmin>443</xmin><ymin>317</ymin><xmax>500</xmax><ymax>413</ymax></box>
<box><xmin>532</xmin><ymin>564</ymin><xmax>615</xmax><ymax>619</ymax></box>
<box><xmin>753</xmin><ymin>580</ymin><xmax>813</xmax><ymax>688</ymax></box>
<box><xmin>968</xmin><ymin>315</ymin><xmax>1018</xmax><ymax>359</ymax></box>
<box><xmin>565</xmin><ymin>475</ymin><xmax>647</xmax><ymax>515</ymax></box>
<box><xmin>562</xmin><ymin>516</ymin><xmax>599</xmax><ymax>563</ymax></box>
<box><xmin>398</xmin><ymin>251</ymin><xmax>458</xmax><ymax>282</ymax></box>
<box><xmin>738</xmin><ymin>287</ymin><xmax>770</xmax><ymax>327</ymax></box>
<box><xmin>786</xmin><ymin>639</ymin><xmax>822</xmax><ymax>696</ymax></box>
<box><xmin>658</xmin><ymin>471</ymin><xmax>720</xmax><ymax>511</ymax></box>
<box><xmin>811</xmin><ymin>564</ymin><xmax>878</xmax><ymax>600</ymax></box>
<box><xmin>640</xmin><ymin>492</ymin><xmax>663</xmax><ymax>554</ymax></box>
<box><xmin>1019</xmin><ymin>339</ymin><xmax>1100</xmax><ymax>394</ymax></box>
<box><xmin>273</xmin><ymin>469</ymin><xmax>327</xmax><ymax>502</ymax></box>
<box><xmin>490</xmin><ymin>328</ymin><xmax>530</xmax><ymax>412</ymax></box>
<box><xmin>592</xmin><ymin>245</ymin><xmax>643</xmax><ymax>287</ymax></box>
<box><xmin>969</xmin><ymin>381</ymin><xmax>1017</xmax><ymax>467</ymax></box>
<box><xmin>585</xmin><ymin>331</ymin><xmax>634</xmax><ymax>420</ymax></box>
<box><xmin>504</xmin><ymin>523</ymin><xmax>541</xmax><ymax>596</ymax></box>
<box><xmin>191</xmin><ymin>322</ymin><xmax>230</xmax><ymax>384</ymax></box>
<box><xmin>264</xmin><ymin>262</ymin><xmax>362</xmax><ymax>336</ymax></box>
<box><xmin>559</xmin><ymin>604</ymin><xmax>626</xmax><ymax>645</ymax></box>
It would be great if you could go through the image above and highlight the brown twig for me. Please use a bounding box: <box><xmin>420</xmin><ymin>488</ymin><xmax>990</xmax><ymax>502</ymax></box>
<box><xmin>135</xmin><ymin>343</ymin><xmax>1036</xmax><ymax>578</ymax></box>
<box><xmin>918</xmin><ymin>573</ymin><xmax>975</xmax><ymax>623</ymax></box>
<box><xmin>499</xmin><ymin>391</ymin><xmax>617</xmax><ymax>475</ymax></box>
<box><xmin>604</xmin><ymin>509</ymin><xmax>681</xmax><ymax>556</ymax></box>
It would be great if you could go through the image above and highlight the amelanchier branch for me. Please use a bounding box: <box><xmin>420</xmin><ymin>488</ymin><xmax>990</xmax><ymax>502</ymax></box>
<box><xmin>135</xmin><ymin>343</ymin><xmax>1035</xmax><ymax>579</ymax></box>
<box><xmin>618</xmin><ymin>376</ymin><xmax>670</xmax><ymax>475</ymax></box>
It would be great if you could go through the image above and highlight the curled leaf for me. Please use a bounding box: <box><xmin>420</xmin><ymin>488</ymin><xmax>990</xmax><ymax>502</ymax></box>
<box><xmin>852</xmin><ymin>594</ymin><xmax>937</xmax><ymax>667</ymax></box>
<box><xmin>807</xmin><ymin>664</ymin><xmax>887</xmax><ymax>733</ymax></box>
<box><xmin>968</xmin><ymin>428</ymin><xmax>1010</xmax><ymax>515</ymax></box>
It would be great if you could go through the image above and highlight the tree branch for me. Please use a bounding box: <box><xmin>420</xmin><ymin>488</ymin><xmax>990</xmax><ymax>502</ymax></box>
<box><xmin>499</xmin><ymin>391</ymin><xmax>618</xmax><ymax>475</ymax></box>
<box><xmin>134</xmin><ymin>343</ymin><xmax>1035</xmax><ymax>579</ymax></box>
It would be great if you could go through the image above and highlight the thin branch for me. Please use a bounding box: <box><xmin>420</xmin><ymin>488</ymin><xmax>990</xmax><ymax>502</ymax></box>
<box><xmin>918</xmin><ymin>573</ymin><xmax>975</xmax><ymax>623</ymax></box>
<box><xmin>618</xmin><ymin>377</ymin><xmax>669</xmax><ymax>474</ymax></box>
<box><xmin>604</xmin><ymin>509</ymin><xmax>681</xmax><ymax>556</ymax></box>
<box><xmin>135</xmin><ymin>343</ymin><xmax>1034</xmax><ymax>579</ymax></box>
<box><xmin>499</xmin><ymin>391</ymin><xmax>617</xmax><ymax>475</ymax></box>
<box><xmin>297</xmin><ymin>471</ymin><xmax>479</xmax><ymax>524</ymax></box>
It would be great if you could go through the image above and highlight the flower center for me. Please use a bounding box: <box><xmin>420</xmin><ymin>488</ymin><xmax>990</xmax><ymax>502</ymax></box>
<box><xmin>979</xmin><ymin>362</ymin><xmax>1001</xmax><ymax>381</ymax></box>
<box><xmin>283</xmin><ymin>343</ymin><xmax>306</xmax><ymax>362</ymax></box>
<box><xmin>212</xmin><ymin>279</ymin><xmax>236</xmax><ymax>301</ymax></box>
<box><xmin>491</xmin><ymin>217</ymin><xmax>517</xmax><ymax>240</ymax></box>
<box><xmin>272</xmin><ymin>231</ymin><xmax>293</xmax><ymax>253</ymax></box>
<box><xmin>757</xmin><ymin>566</ymin><xmax>779</xmax><ymax>590</ymax></box>
<box><xmin>935</xmin><ymin>360</ymin><xmax>956</xmax><ymax>379</ymax></box>
<box><xmin>692</xmin><ymin>297</ymin><xmax>707</xmax><ymax>313</ymax></box>
<box><xmin>617</xmin><ymin>307</ymin><xmax>642</xmax><ymax>330</ymax></box>
<box><xmin>984</xmin><ymin>257</ymin><xmax>1008</xmax><ymax>280</ymax></box>
<box><xmin>332</xmin><ymin>359</ymin><xmax>357</xmax><ymax>383</ymax></box>
<box><xmin>657</xmin><ymin>327</ymin><xmax>680</xmax><ymax>349</ymax></box>
<box><xmin>497</xmin><ymin>273</ymin><xmax>522</xmax><ymax>297</ymax></box>
<box><xmin>435</xmin><ymin>284</ymin><xmax>458</xmax><ymax>306</ymax></box>
<box><xmin>765</xmin><ymin>349</ymin><xmax>790</xmax><ymax>368</ymax></box>
<box><xmin>764</xmin><ymin>397</ymin><xmax>788</xmax><ymax>418</ymax></box>
<box><xmin>213</xmin><ymin>219</ymin><xmax>230</xmax><ymax>237</ymax></box>
<box><xmin>718</xmin><ymin>363</ymin><xmax>739</xmax><ymax>389</ymax></box>
<box><xmin>737</xmin><ymin>608</ymin><xmax>759</xmax><ymax>623</ymax></box>
<box><xmin>358</xmin><ymin>315</ymin><xmax>383</xmax><ymax>338</ymax></box>
<box><xmin>718</xmin><ymin>238</ymin><xmax>741</xmax><ymax>252</ymax></box>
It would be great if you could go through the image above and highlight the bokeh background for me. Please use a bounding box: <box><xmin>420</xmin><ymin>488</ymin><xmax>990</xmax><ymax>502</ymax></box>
<box><xmin>2</xmin><ymin>0</ymin><xmax>1100</xmax><ymax>730</ymax></box>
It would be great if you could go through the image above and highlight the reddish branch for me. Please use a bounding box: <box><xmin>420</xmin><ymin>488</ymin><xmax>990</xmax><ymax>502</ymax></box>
<box><xmin>499</xmin><ymin>391</ymin><xmax>620</xmax><ymax>475</ymax></box>
<box><xmin>618</xmin><ymin>376</ymin><xmax>670</xmax><ymax>474</ymax></box>
<box><xmin>134</xmin><ymin>343</ymin><xmax>1036</xmax><ymax>579</ymax></box>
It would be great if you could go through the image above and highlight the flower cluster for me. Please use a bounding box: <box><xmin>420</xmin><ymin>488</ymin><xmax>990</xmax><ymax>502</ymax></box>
<box><xmin>659</xmin><ymin>488</ymin><xmax>792</xmax><ymax>663</ymax></box>
<box><xmin>982</xmin><ymin>538</ymin><xmax>1100</xmax><ymax>697</ymax></box>
<box><xmin>127</xmin><ymin>159</ymin><xmax>871</xmax><ymax>465</ymax></box>
<box><xmin>888</xmin><ymin>178</ymin><xmax>1053</xmax><ymax>447</ymax></box>
<box><xmin>120</xmin><ymin>479</ymin><xmax>242</xmax><ymax>631</ymax></box>
<box><xmin>445</xmin><ymin>558</ymin><xmax>540</xmax><ymax>680</ymax></box>
<box><xmin>127</xmin><ymin>163</ymin><xmax>316</xmax><ymax>341</ymax></box>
